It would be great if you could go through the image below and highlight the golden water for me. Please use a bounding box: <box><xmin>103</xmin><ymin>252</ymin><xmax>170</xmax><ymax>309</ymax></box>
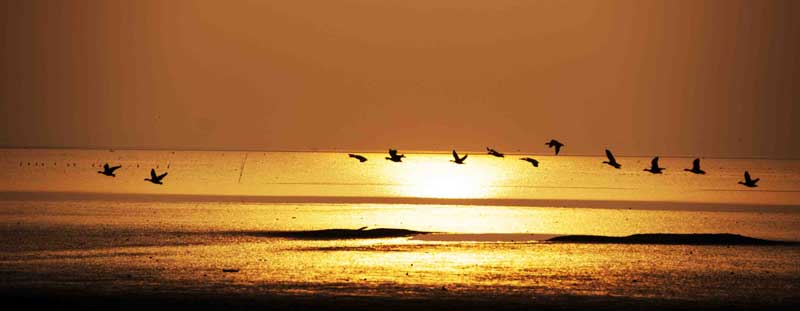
<box><xmin>1</xmin><ymin>149</ymin><xmax>799</xmax><ymax>306</ymax></box>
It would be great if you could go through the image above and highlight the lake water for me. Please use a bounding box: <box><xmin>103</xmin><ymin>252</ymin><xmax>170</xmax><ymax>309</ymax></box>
<box><xmin>1</xmin><ymin>148</ymin><xmax>799</xmax><ymax>309</ymax></box>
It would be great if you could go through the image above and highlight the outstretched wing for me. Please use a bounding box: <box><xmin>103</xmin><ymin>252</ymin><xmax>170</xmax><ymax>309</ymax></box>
<box><xmin>605</xmin><ymin>149</ymin><xmax>616</xmax><ymax>163</ymax></box>
<box><xmin>389</xmin><ymin>149</ymin><xmax>398</xmax><ymax>157</ymax></box>
<box><xmin>150</xmin><ymin>169</ymin><xmax>157</xmax><ymax>179</ymax></box>
<box><xmin>461</xmin><ymin>154</ymin><xmax>468</xmax><ymax>161</ymax></box>
<box><xmin>651</xmin><ymin>157</ymin><xmax>659</xmax><ymax>169</ymax></box>
<box><xmin>555</xmin><ymin>145</ymin><xmax>562</xmax><ymax>155</ymax></box>
<box><xmin>109</xmin><ymin>165</ymin><xmax>122</xmax><ymax>173</ymax></box>
<box><xmin>103</xmin><ymin>163</ymin><xmax>110</xmax><ymax>170</ymax></box>
<box><xmin>744</xmin><ymin>171</ymin><xmax>751</xmax><ymax>183</ymax></box>
<box><xmin>157</xmin><ymin>172</ymin><xmax>168</xmax><ymax>180</ymax></box>
<box><xmin>349</xmin><ymin>154</ymin><xmax>367</xmax><ymax>162</ymax></box>
<box><xmin>693</xmin><ymin>158</ymin><xmax>700</xmax><ymax>170</ymax></box>
<box><xmin>452</xmin><ymin>150</ymin><xmax>459</xmax><ymax>161</ymax></box>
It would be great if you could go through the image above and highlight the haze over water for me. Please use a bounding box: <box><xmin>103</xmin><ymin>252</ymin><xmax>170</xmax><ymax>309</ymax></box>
<box><xmin>1</xmin><ymin>148</ymin><xmax>799</xmax><ymax>309</ymax></box>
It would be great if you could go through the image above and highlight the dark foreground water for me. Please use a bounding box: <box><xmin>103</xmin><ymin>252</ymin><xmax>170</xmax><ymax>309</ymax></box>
<box><xmin>1</xmin><ymin>199</ymin><xmax>799</xmax><ymax>310</ymax></box>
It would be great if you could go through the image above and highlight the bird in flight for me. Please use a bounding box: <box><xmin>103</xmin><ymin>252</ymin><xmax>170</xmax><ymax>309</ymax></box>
<box><xmin>385</xmin><ymin>149</ymin><xmax>405</xmax><ymax>162</ymax></box>
<box><xmin>545</xmin><ymin>139</ymin><xmax>564</xmax><ymax>155</ymax></box>
<box><xmin>643</xmin><ymin>156</ymin><xmax>665</xmax><ymax>174</ymax></box>
<box><xmin>486</xmin><ymin>147</ymin><xmax>504</xmax><ymax>158</ymax></box>
<box><xmin>738</xmin><ymin>171</ymin><xmax>759</xmax><ymax>188</ymax></box>
<box><xmin>144</xmin><ymin>168</ymin><xmax>168</xmax><ymax>185</ymax></box>
<box><xmin>97</xmin><ymin>163</ymin><xmax>122</xmax><ymax>177</ymax></box>
<box><xmin>520</xmin><ymin>157</ymin><xmax>539</xmax><ymax>167</ymax></box>
<box><xmin>348</xmin><ymin>154</ymin><xmax>367</xmax><ymax>162</ymax></box>
<box><xmin>450</xmin><ymin>150</ymin><xmax>468</xmax><ymax>164</ymax></box>
<box><xmin>684</xmin><ymin>158</ymin><xmax>706</xmax><ymax>174</ymax></box>
<box><xmin>602</xmin><ymin>149</ymin><xmax>621</xmax><ymax>169</ymax></box>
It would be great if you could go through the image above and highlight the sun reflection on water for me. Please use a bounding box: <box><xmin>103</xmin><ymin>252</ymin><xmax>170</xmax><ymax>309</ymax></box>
<box><xmin>382</xmin><ymin>154</ymin><xmax>510</xmax><ymax>199</ymax></box>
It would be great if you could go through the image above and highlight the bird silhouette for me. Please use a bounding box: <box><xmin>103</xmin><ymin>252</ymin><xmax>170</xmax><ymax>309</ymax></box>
<box><xmin>738</xmin><ymin>171</ymin><xmax>759</xmax><ymax>188</ymax></box>
<box><xmin>643</xmin><ymin>156</ymin><xmax>665</xmax><ymax>174</ymax></box>
<box><xmin>602</xmin><ymin>149</ymin><xmax>621</xmax><ymax>169</ymax></box>
<box><xmin>520</xmin><ymin>157</ymin><xmax>539</xmax><ymax>167</ymax></box>
<box><xmin>486</xmin><ymin>147</ymin><xmax>504</xmax><ymax>158</ymax></box>
<box><xmin>684</xmin><ymin>158</ymin><xmax>706</xmax><ymax>174</ymax></box>
<box><xmin>97</xmin><ymin>163</ymin><xmax>122</xmax><ymax>177</ymax></box>
<box><xmin>348</xmin><ymin>154</ymin><xmax>367</xmax><ymax>162</ymax></box>
<box><xmin>545</xmin><ymin>139</ymin><xmax>564</xmax><ymax>155</ymax></box>
<box><xmin>144</xmin><ymin>168</ymin><xmax>168</xmax><ymax>185</ymax></box>
<box><xmin>450</xmin><ymin>150</ymin><xmax>468</xmax><ymax>164</ymax></box>
<box><xmin>385</xmin><ymin>149</ymin><xmax>405</xmax><ymax>162</ymax></box>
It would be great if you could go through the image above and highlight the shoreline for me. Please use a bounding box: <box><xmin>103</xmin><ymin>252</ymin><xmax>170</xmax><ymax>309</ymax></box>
<box><xmin>4</xmin><ymin>146</ymin><xmax>800</xmax><ymax>160</ymax></box>
<box><xmin>228</xmin><ymin>229</ymin><xmax>800</xmax><ymax>244</ymax></box>
<box><xmin>2</xmin><ymin>191</ymin><xmax>798</xmax><ymax>212</ymax></box>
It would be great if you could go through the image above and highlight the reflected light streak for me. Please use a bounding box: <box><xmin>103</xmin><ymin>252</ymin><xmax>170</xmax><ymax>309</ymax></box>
<box><xmin>382</xmin><ymin>154</ymin><xmax>510</xmax><ymax>199</ymax></box>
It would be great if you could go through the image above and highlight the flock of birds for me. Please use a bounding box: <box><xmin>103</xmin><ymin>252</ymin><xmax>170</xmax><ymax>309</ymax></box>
<box><xmin>97</xmin><ymin>164</ymin><xmax>168</xmax><ymax>185</ymax></box>
<box><xmin>96</xmin><ymin>139</ymin><xmax>761</xmax><ymax>188</ymax></box>
<box><xmin>348</xmin><ymin>139</ymin><xmax>761</xmax><ymax>188</ymax></box>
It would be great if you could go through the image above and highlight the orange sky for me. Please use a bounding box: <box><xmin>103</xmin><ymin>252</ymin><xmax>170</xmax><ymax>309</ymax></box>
<box><xmin>1</xmin><ymin>0</ymin><xmax>798</xmax><ymax>157</ymax></box>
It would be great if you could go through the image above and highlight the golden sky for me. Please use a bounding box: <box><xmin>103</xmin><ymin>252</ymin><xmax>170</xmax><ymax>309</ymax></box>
<box><xmin>1</xmin><ymin>0</ymin><xmax>798</xmax><ymax>157</ymax></box>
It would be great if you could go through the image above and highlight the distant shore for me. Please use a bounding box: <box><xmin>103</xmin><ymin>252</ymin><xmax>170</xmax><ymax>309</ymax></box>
<box><xmin>4</xmin><ymin>146</ymin><xmax>800</xmax><ymax>160</ymax></box>
<box><xmin>231</xmin><ymin>229</ymin><xmax>798</xmax><ymax>245</ymax></box>
<box><xmin>547</xmin><ymin>233</ymin><xmax>797</xmax><ymax>245</ymax></box>
<box><xmin>2</xmin><ymin>191</ymin><xmax>798</xmax><ymax>213</ymax></box>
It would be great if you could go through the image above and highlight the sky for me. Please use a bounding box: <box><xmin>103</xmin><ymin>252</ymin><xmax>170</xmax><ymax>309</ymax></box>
<box><xmin>1</xmin><ymin>0</ymin><xmax>798</xmax><ymax>158</ymax></box>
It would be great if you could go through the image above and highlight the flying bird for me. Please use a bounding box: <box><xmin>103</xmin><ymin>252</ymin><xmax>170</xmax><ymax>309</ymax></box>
<box><xmin>348</xmin><ymin>154</ymin><xmax>367</xmax><ymax>162</ymax></box>
<box><xmin>602</xmin><ymin>149</ymin><xmax>621</xmax><ymax>169</ymax></box>
<box><xmin>684</xmin><ymin>158</ymin><xmax>706</xmax><ymax>174</ymax></box>
<box><xmin>450</xmin><ymin>150</ymin><xmax>468</xmax><ymax>164</ymax></box>
<box><xmin>738</xmin><ymin>171</ymin><xmax>759</xmax><ymax>188</ymax></box>
<box><xmin>486</xmin><ymin>147</ymin><xmax>504</xmax><ymax>158</ymax></box>
<box><xmin>97</xmin><ymin>163</ymin><xmax>122</xmax><ymax>177</ymax></box>
<box><xmin>520</xmin><ymin>157</ymin><xmax>539</xmax><ymax>167</ymax></box>
<box><xmin>545</xmin><ymin>139</ymin><xmax>564</xmax><ymax>155</ymax></box>
<box><xmin>144</xmin><ymin>168</ymin><xmax>168</xmax><ymax>185</ymax></box>
<box><xmin>643</xmin><ymin>156</ymin><xmax>665</xmax><ymax>174</ymax></box>
<box><xmin>385</xmin><ymin>149</ymin><xmax>405</xmax><ymax>162</ymax></box>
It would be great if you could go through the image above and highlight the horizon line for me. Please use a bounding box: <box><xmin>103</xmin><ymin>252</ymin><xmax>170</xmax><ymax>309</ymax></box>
<box><xmin>1</xmin><ymin>145</ymin><xmax>798</xmax><ymax>161</ymax></box>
